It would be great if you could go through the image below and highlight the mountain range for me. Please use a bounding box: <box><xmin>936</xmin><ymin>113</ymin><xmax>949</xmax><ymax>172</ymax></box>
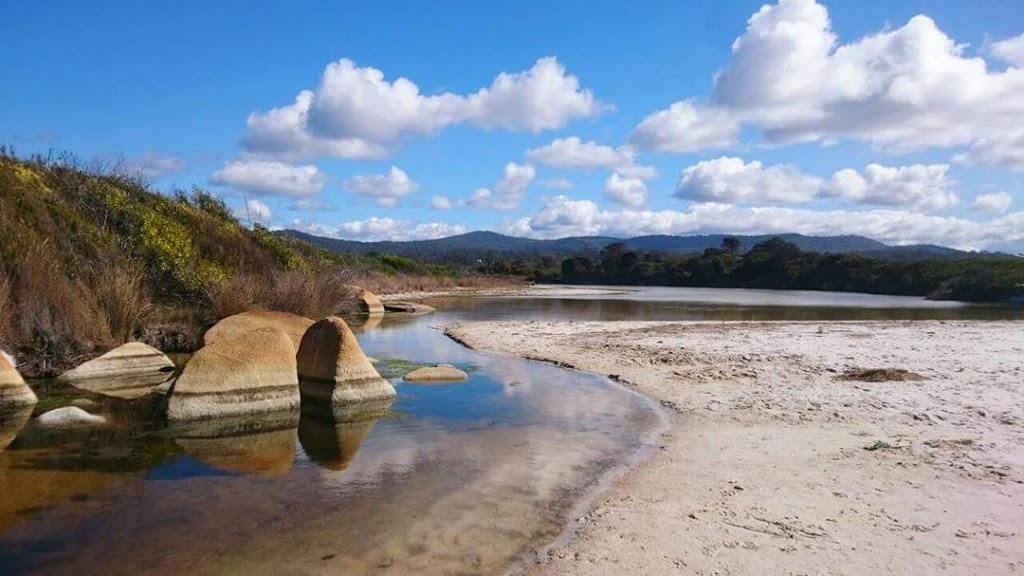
<box><xmin>280</xmin><ymin>230</ymin><xmax>992</xmax><ymax>264</ymax></box>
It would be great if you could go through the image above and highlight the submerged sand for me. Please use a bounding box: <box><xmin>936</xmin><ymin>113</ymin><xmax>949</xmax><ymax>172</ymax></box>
<box><xmin>445</xmin><ymin>320</ymin><xmax>1024</xmax><ymax>575</ymax></box>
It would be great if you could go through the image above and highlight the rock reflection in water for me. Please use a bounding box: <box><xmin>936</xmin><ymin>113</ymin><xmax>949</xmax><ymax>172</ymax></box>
<box><xmin>299</xmin><ymin>398</ymin><xmax>393</xmax><ymax>471</ymax></box>
<box><xmin>0</xmin><ymin>407</ymin><xmax>32</xmax><ymax>452</ymax></box>
<box><xmin>171</xmin><ymin>411</ymin><xmax>300</xmax><ymax>476</ymax></box>
<box><xmin>347</xmin><ymin>312</ymin><xmax>384</xmax><ymax>332</ymax></box>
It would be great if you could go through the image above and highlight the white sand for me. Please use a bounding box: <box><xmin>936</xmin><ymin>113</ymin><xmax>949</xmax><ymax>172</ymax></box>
<box><xmin>445</xmin><ymin>320</ymin><xmax>1024</xmax><ymax>575</ymax></box>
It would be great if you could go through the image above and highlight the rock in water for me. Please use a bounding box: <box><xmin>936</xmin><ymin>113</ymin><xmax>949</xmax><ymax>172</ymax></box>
<box><xmin>36</xmin><ymin>406</ymin><xmax>106</xmax><ymax>428</ymax></box>
<box><xmin>204</xmin><ymin>310</ymin><xmax>315</xmax><ymax>352</ymax></box>
<box><xmin>0</xmin><ymin>350</ymin><xmax>37</xmax><ymax>411</ymax></box>
<box><xmin>403</xmin><ymin>364</ymin><xmax>469</xmax><ymax>383</ymax></box>
<box><xmin>352</xmin><ymin>287</ymin><xmax>385</xmax><ymax>315</ymax></box>
<box><xmin>296</xmin><ymin>317</ymin><xmax>396</xmax><ymax>404</ymax></box>
<box><xmin>167</xmin><ymin>328</ymin><xmax>300</xmax><ymax>421</ymax></box>
<box><xmin>57</xmin><ymin>342</ymin><xmax>175</xmax><ymax>399</ymax></box>
<box><xmin>383</xmin><ymin>302</ymin><xmax>436</xmax><ymax>316</ymax></box>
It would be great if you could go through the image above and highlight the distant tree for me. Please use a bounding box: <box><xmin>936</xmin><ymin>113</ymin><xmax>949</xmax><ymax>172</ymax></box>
<box><xmin>722</xmin><ymin>236</ymin><xmax>741</xmax><ymax>254</ymax></box>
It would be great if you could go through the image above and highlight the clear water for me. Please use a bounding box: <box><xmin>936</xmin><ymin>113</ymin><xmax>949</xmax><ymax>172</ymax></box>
<box><xmin>422</xmin><ymin>285</ymin><xmax>1024</xmax><ymax>322</ymax></box>
<box><xmin>1</xmin><ymin>286</ymin><xmax>1019</xmax><ymax>575</ymax></box>
<box><xmin>0</xmin><ymin>303</ymin><xmax>665</xmax><ymax>575</ymax></box>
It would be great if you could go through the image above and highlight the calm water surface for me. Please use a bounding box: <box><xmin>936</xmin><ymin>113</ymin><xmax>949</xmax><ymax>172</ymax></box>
<box><xmin>422</xmin><ymin>285</ymin><xmax>1024</xmax><ymax>322</ymax></box>
<box><xmin>0</xmin><ymin>286</ymin><xmax>1019</xmax><ymax>575</ymax></box>
<box><xmin>0</xmin><ymin>302</ymin><xmax>665</xmax><ymax>575</ymax></box>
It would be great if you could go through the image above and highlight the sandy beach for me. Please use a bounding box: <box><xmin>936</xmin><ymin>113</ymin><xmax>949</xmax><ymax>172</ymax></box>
<box><xmin>445</xmin><ymin>320</ymin><xmax>1024</xmax><ymax>575</ymax></box>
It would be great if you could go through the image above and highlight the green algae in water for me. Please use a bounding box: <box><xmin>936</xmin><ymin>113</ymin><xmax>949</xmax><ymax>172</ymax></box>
<box><xmin>374</xmin><ymin>357</ymin><xmax>479</xmax><ymax>380</ymax></box>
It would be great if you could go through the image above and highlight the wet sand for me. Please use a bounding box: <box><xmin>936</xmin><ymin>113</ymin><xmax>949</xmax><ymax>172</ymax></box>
<box><xmin>446</xmin><ymin>320</ymin><xmax>1024</xmax><ymax>575</ymax></box>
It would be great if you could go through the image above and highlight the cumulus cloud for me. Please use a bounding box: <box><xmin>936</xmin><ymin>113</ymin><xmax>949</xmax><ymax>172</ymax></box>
<box><xmin>432</xmin><ymin>189</ymin><xmax>488</xmax><ymax>211</ymax></box>
<box><xmin>243</xmin><ymin>57</ymin><xmax>606</xmax><ymax>161</ymax></box>
<box><xmin>505</xmin><ymin>195</ymin><xmax>1024</xmax><ymax>250</ymax></box>
<box><xmin>124</xmin><ymin>151</ymin><xmax>187</xmax><ymax>179</ymax></box>
<box><xmin>675</xmin><ymin>156</ymin><xmax>821</xmax><ymax>203</ymax></box>
<box><xmin>235</xmin><ymin>198</ymin><xmax>272</xmax><ymax>224</ymax></box>
<box><xmin>441</xmin><ymin>163</ymin><xmax>536</xmax><ymax>211</ymax></box>
<box><xmin>430</xmin><ymin>195</ymin><xmax>453</xmax><ymax>210</ymax></box>
<box><xmin>673</xmin><ymin>156</ymin><xmax>960</xmax><ymax>211</ymax></box>
<box><xmin>955</xmin><ymin>130</ymin><xmax>1024</xmax><ymax>171</ymax></box>
<box><xmin>604</xmin><ymin>173</ymin><xmax>647</xmax><ymax>208</ymax></box>
<box><xmin>826</xmin><ymin>164</ymin><xmax>957</xmax><ymax>211</ymax></box>
<box><xmin>971</xmin><ymin>191</ymin><xmax>1013</xmax><ymax>214</ymax></box>
<box><xmin>537</xmin><ymin>177</ymin><xmax>574</xmax><ymax>190</ymax></box>
<box><xmin>630</xmin><ymin>101</ymin><xmax>741</xmax><ymax>153</ymax></box>
<box><xmin>291</xmin><ymin>217</ymin><xmax>467</xmax><ymax>242</ymax></box>
<box><xmin>211</xmin><ymin>159</ymin><xmax>325</xmax><ymax>197</ymax></box>
<box><xmin>526</xmin><ymin>137</ymin><xmax>656</xmax><ymax>179</ymax></box>
<box><xmin>493</xmin><ymin>162</ymin><xmax>536</xmax><ymax>210</ymax></box>
<box><xmin>341</xmin><ymin>166</ymin><xmax>418</xmax><ymax>207</ymax></box>
<box><xmin>630</xmin><ymin>0</ymin><xmax>1024</xmax><ymax>168</ymax></box>
<box><xmin>989</xmin><ymin>32</ymin><xmax>1024</xmax><ymax>67</ymax></box>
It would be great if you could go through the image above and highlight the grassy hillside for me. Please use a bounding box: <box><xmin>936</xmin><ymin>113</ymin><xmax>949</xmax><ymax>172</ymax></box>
<box><xmin>0</xmin><ymin>150</ymin><xmax>502</xmax><ymax>376</ymax></box>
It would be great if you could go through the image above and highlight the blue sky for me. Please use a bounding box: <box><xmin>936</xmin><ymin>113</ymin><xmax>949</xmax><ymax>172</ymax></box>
<box><xmin>3</xmin><ymin>0</ymin><xmax>1024</xmax><ymax>250</ymax></box>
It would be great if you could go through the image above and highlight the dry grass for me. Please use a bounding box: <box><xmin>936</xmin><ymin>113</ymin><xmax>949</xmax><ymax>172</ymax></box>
<box><xmin>0</xmin><ymin>272</ymin><xmax>12</xmax><ymax>345</ymax></box>
<box><xmin>841</xmin><ymin>367</ymin><xmax>926</xmax><ymax>382</ymax></box>
<box><xmin>91</xmin><ymin>263</ymin><xmax>155</xmax><ymax>342</ymax></box>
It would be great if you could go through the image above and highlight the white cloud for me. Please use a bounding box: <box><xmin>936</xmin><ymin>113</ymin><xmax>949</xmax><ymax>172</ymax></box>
<box><xmin>537</xmin><ymin>177</ymin><xmax>574</xmax><ymax>190</ymax></box>
<box><xmin>955</xmin><ymin>129</ymin><xmax>1024</xmax><ymax>171</ymax></box>
<box><xmin>430</xmin><ymin>195</ymin><xmax>453</xmax><ymax>210</ymax></box>
<box><xmin>630</xmin><ymin>101</ymin><xmax>741</xmax><ymax>153</ymax></box>
<box><xmin>604</xmin><ymin>173</ymin><xmax>647</xmax><ymax>208</ymax></box>
<box><xmin>291</xmin><ymin>217</ymin><xmax>467</xmax><ymax>242</ymax></box>
<box><xmin>630</xmin><ymin>0</ymin><xmax>1024</xmax><ymax>168</ymax></box>
<box><xmin>826</xmin><ymin>164</ymin><xmax>958</xmax><ymax>211</ymax></box>
<box><xmin>235</xmin><ymin>199</ymin><xmax>272</xmax><ymax>224</ymax></box>
<box><xmin>675</xmin><ymin>156</ymin><xmax>822</xmax><ymax>203</ymax></box>
<box><xmin>971</xmin><ymin>191</ymin><xmax>1013</xmax><ymax>214</ymax></box>
<box><xmin>493</xmin><ymin>162</ymin><xmax>536</xmax><ymax>210</ymax></box>
<box><xmin>290</xmin><ymin>197</ymin><xmax>328</xmax><ymax>211</ymax></box>
<box><xmin>989</xmin><ymin>32</ymin><xmax>1024</xmax><ymax>67</ymax></box>
<box><xmin>241</xmin><ymin>91</ymin><xmax>389</xmax><ymax>162</ymax></box>
<box><xmin>243</xmin><ymin>57</ymin><xmax>606</xmax><ymax>161</ymax></box>
<box><xmin>505</xmin><ymin>195</ymin><xmax>604</xmax><ymax>238</ymax></box>
<box><xmin>462</xmin><ymin>57</ymin><xmax>610</xmax><ymax>132</ymax></box>
<box><xmin>211</xmin><ymin>159</ymin><xmax>325</xmax><ymax>197</ymax></box>
<box><xmin>431</xmin><ymin>187</ymin><xmax>494</xmax><ymax>210</ymax></box>
<box><xmin>124</xmin><ymin>151</ymin><xmax>187</xmax><ymax>179</ymax></box>
<box><xmin>466</xmin><ymin>187</ymin><xmax>494</xmax><ymax>208</ymax></box>
<box><xmin>505</xmin><ymin>195</ymin><xmax>1024</xmax><ymax>250</ymax></box>
<box><xmin>526</xmin><ymin>137</ymin><xmax>656</xmax><ymax>179</ymax></box>
<box><xmin>673</xmin><ymin>156</ymin><xmax>960</xmax><ymax>211</ymax></box>
<box><xmin>341</xmin><ymin>166</ymin><xmax>418</xmax><ymax>207</ymax></box>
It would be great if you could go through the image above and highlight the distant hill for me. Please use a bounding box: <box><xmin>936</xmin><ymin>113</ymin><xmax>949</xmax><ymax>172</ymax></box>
<box><xmin>280</xmin><ymin>230</ymin><xmax>992</xmax><ymax>264</ymax></box>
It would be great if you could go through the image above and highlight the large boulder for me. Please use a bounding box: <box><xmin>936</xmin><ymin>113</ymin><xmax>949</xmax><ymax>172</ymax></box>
<box><xmin>0</xmin><ymin>351</ymin><xmax>37</xmax><ymax>411</ymax></box>
<box><xmin>57</xmin><ymin>342</ymin><xmax>175</xmax><ymax>399</ymax></box>
<box><xmin>403</xmin><ymin>364</ymin><xmax>469</xmax><ymax>383</ymax></box>
<box><xmin>352</xmin><ymin>287</ymin><xmax>384</xmax><ymax>315</ymax></box>
<box><xmin>35</xmin><ymin>406</ymin><xmax>106</xmax><ymax>428</ymax></box>
<box><xmin>203</xmin><ymin>310</ymin><xmax>314</xmax><ymax>352</ymax></box>
<box><xmin>296</xmin><ymin>317</ymin><xmax>396</xmax><ymax>404</ymax></box>
<box><xmin>167</xmin><ymin>328</ymin><xmax>300</xmax><ymax>421</ymax></box>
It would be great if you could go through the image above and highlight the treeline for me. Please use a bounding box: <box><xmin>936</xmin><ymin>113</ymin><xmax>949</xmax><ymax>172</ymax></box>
<box><xmin>480</xmin><ymin>237</ymin><xmax>1024</xmax><ymax>303</ymax></box>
